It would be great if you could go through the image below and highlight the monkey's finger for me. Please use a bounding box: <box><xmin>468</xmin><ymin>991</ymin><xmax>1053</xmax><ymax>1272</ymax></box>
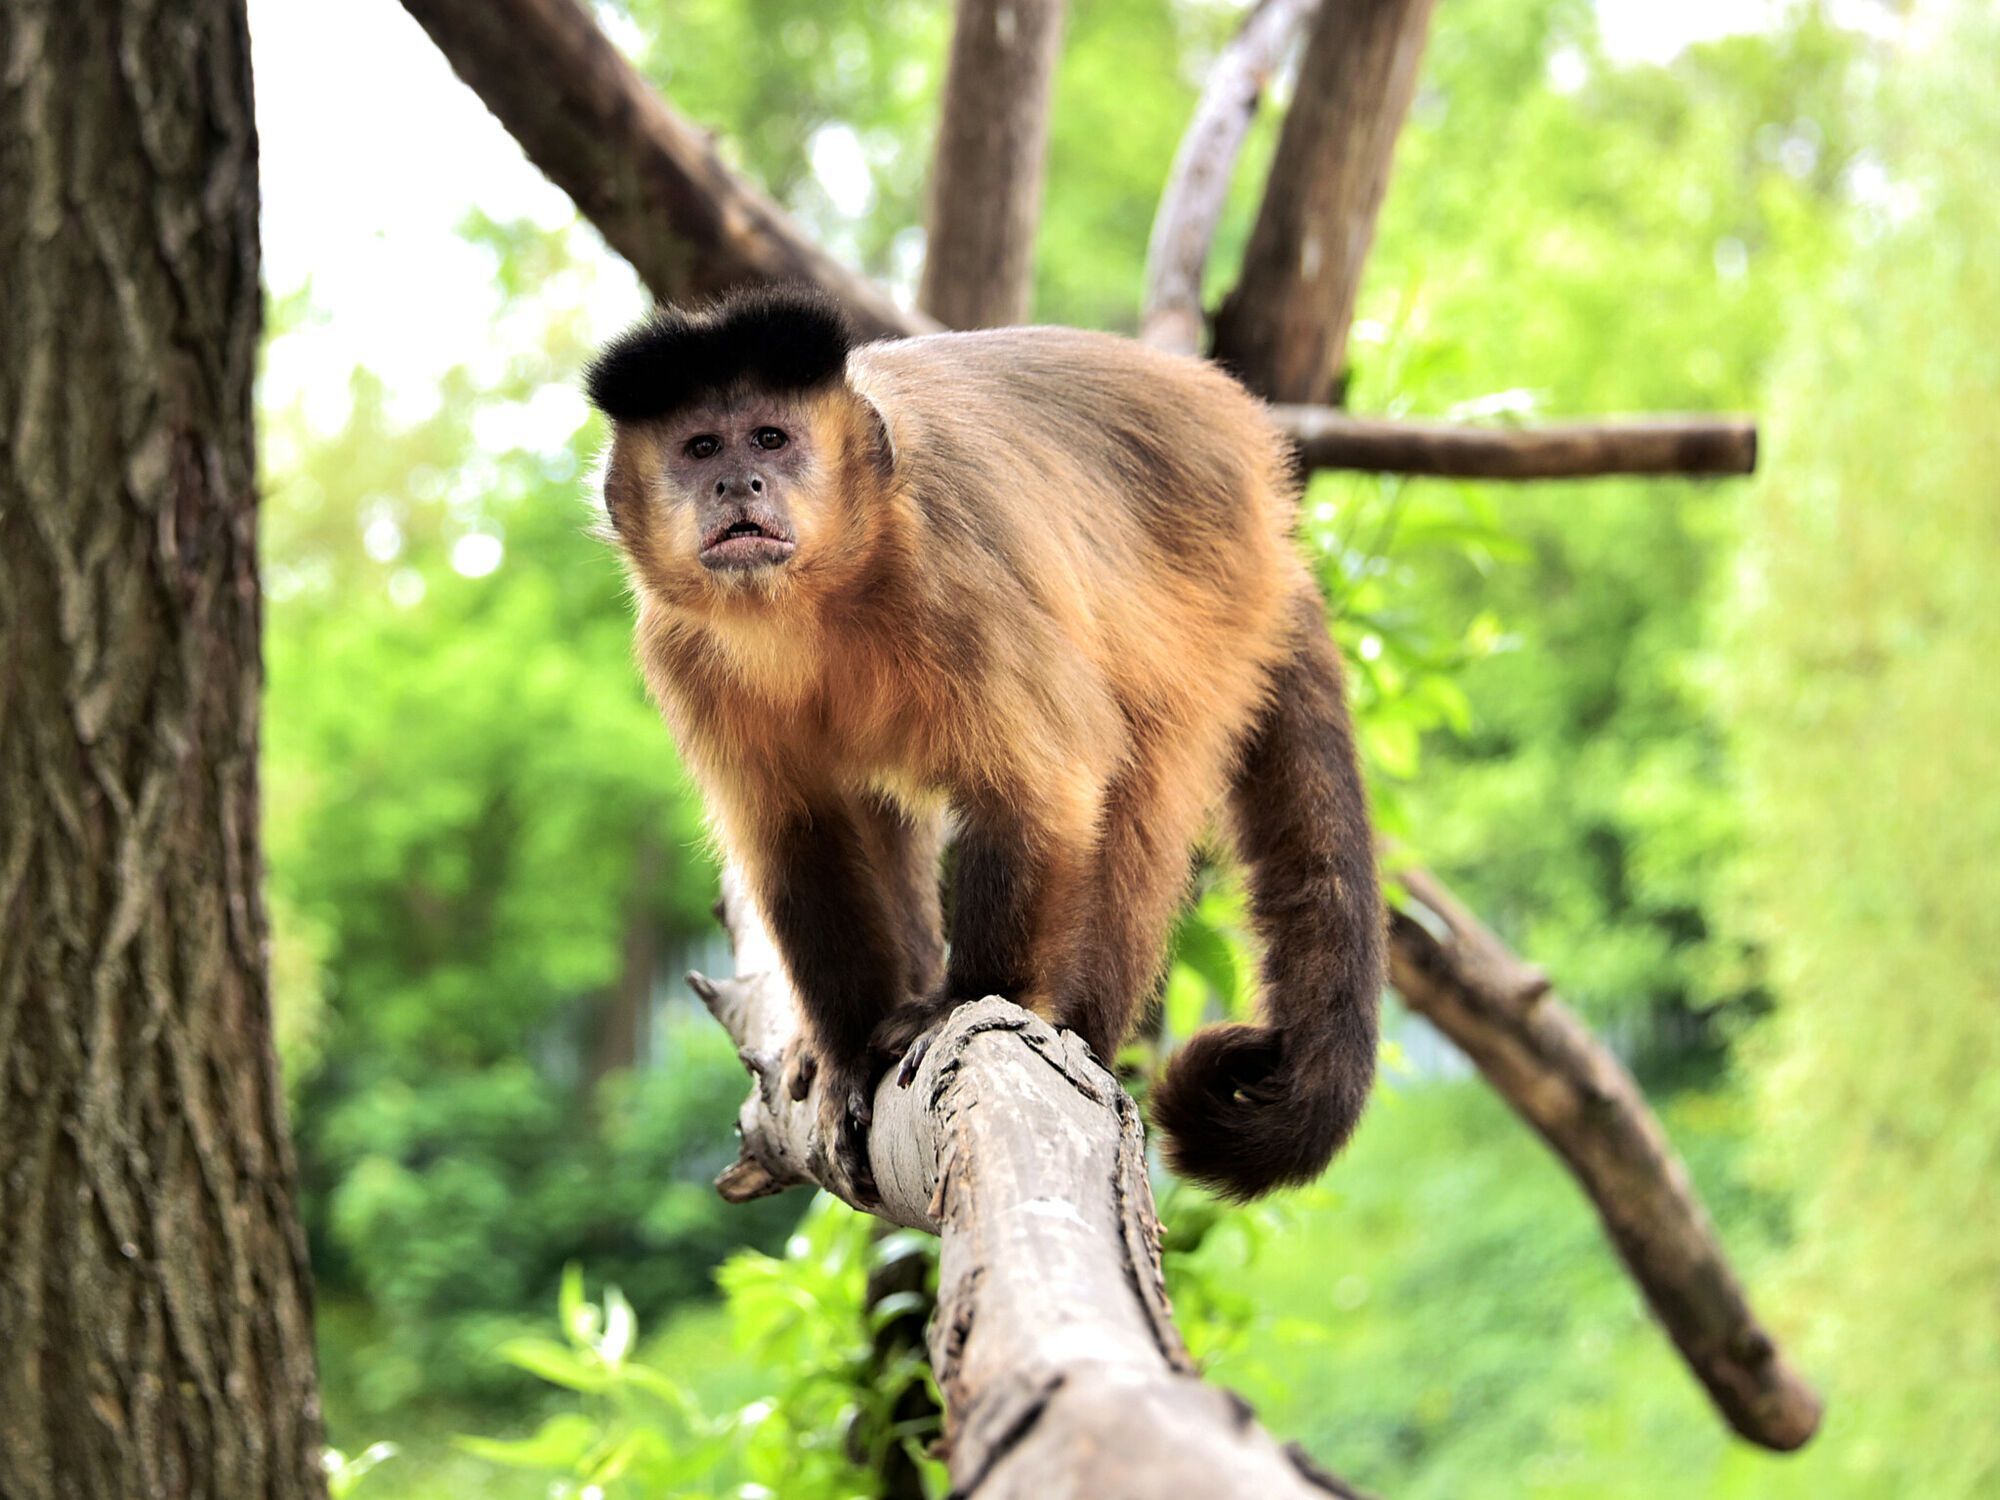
<box><xmin>787</xmin><ymin>1048</ymin><xmax>818</xmax><ymax>1101</ymax></box>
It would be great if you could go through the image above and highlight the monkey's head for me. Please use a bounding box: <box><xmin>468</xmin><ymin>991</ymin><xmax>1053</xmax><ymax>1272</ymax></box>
<box><xmin>585</xmin><ymin>287</ymin><xmax>892</xmax><ymax>603</ymax></box>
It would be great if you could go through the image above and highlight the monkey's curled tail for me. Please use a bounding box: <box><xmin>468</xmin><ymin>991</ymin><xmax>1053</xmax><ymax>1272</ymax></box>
<box><xmin>1150</xmin><ymin>598</ymin><xmax>1384</xmax><ymax>1201</ymax></box>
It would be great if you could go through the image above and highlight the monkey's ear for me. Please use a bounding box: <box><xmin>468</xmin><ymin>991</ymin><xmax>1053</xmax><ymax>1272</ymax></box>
<box><xmin>857</xmin><ymin>391</ymin><xmax>897</xmax><ymax>481</ymax></box>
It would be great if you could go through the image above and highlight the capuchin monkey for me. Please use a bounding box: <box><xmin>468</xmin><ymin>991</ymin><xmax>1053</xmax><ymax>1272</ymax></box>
<box><xmin>586</xmin><ymin>285</ymin><xmax>1383</xmax><ymax>1203</ymax></box>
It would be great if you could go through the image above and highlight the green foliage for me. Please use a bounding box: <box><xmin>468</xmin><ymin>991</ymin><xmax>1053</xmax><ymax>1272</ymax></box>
<box><xmin>1356</xmin><ymin>0</ymin><xmax>1865</xmax><ymax>1022</ymax></box>
<box><xmin>1721</xmin><ymin>7</ymin><xmax>2000</xmax><ymax>1492</ymax></box>
<box><xmin>458</xmin><ymin>1203</ymin><xmax>946</xmax><ymax>1499</ymax></box>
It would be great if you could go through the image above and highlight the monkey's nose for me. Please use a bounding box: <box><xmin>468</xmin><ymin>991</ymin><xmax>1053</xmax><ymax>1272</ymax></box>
<box><xmin>713</xmin><ymin>475</ymin><xmax>766</xmax><ymax>497</ymax></box>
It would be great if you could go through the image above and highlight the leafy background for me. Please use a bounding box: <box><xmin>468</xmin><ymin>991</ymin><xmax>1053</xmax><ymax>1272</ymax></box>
<box><xmin>261</xmin><ymin>1</ymin><xmax>1998</xmax><ymax>1495</ymax></box>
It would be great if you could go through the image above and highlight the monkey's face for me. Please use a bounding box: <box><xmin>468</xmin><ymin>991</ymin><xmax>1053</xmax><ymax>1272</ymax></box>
<box><xmin>656</xmin><ymin>394</ymin><xmax>820</xmax><ymax>575</ymax></box>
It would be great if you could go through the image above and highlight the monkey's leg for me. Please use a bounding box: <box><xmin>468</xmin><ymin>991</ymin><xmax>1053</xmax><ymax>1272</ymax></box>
<box><xmin>869</xmin><ymin>791</ymin><xmax>1086</xmax><ymax>1069</ymax></box>
<box><xmin>746</xmin><ymin>793</ymin><xmax>914</xmax><ymax>1200</ymax></box>
<box><xmin>1047</xmin><ymin>746</ymin><xmax>1210</xmax><ymax>1066</ymax></box>
<box><xmin>852</xmin><ymin>792</ymin><xmax>946</xmax><ymax>1004</ymax></box>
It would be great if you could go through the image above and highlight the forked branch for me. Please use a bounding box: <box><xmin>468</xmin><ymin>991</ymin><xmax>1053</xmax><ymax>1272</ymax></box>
<box><xmin>1142</xmin><ymin>0</ymin><xmax>1321</xmax><ymax>354</ymax></box>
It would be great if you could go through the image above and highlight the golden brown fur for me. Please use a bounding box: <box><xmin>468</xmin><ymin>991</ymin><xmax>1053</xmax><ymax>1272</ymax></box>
<box><xmin>592</xmin><ymin>292</ymin><xmax>1383</xmax><ymax>1201</ymax></box>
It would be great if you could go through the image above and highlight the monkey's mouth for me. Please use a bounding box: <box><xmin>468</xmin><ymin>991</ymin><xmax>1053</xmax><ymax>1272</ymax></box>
<box><xmin>699</xmin><ymin>516</ymin><xmax>797</xmax><ymax>570</ymax></box>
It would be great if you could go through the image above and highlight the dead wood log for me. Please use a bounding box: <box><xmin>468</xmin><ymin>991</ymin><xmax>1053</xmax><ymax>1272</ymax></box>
<box><xmin>1276</xmin><ymin>407</ymin><xmax>1759</xmax><ymax>478</ymax></box>
<box><xmin>692</xmin><ymin>869</ymin><xmax>1361</xmax><ymax>1500</ymax></box>
<box><xmin>1142</xmin><ymin>0</ymin><xmax>1321</xmax><ymax>354</ymax></box>
<box><xmin>1211</xmin><ymin>0</ymin><xmax>1439</xmax><ymax>402</ymax></box>
<box><xmin>1389</xmin><ymin>866</ymin><xmax>1822</xmax><ymax>1450</ymax></box>
<box><xmin>919</xmin><ymin>0</ymin><xmax>1068</xmax><ymax>327</ymax></box>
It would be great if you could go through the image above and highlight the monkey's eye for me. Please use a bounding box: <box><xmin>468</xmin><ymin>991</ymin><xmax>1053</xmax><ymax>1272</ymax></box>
<box><xmin>684</xmin><ymin>434</ymin><xmax>721</xmax><ymax>460</ymax></box>
<box><xmin>751</xmin><ymin>427</ymin><xmax>789</xmax><ymax>451</ymax></box>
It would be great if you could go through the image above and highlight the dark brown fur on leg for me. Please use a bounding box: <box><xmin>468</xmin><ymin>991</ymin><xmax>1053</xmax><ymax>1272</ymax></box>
<box><xmin>870</xmin><ymin>799</ymin><xmax>1041</xmax><ymax>1066</ymax></box>
<box><xmin>1051</xmin><ymin>747</ymin><xmax>1206</xmax><ymax>1066</ymax></box>
<box><xmin>1151</xmin><ymin>596</ymin><xmax>1384</xmax><ymax>1200</ymax></box>
<box><xmin>754</xmin><ymin>795</ymin><xmax>914</xmax><ymax>1200</ymax></box>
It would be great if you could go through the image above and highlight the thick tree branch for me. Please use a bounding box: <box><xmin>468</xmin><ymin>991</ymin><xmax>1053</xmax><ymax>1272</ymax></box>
<box><xmin>1212</xmin><ymin>0</ymin><xmax>1438</xmax><ymax>401</ymax></box>
<box><xmin>1277</xmin><ymin>408</ymin><xmax>1759</xmax><ymax>478</ymax></box>
<box><xmin>1388</xmin><ymin>866</ymin><xmax>1822</xmax><ymax>1451</ymax></box>
<box><xmin>395</xmin><ymin>0</ymin><xmax>932</xmax><ymax>340</ymax></box>
<box><xmin>692</xmin><ymin>870</ymin><xmax>1359</xmax><ymax>1500</ymax></box>
<box><xmin>1142</xmin><ymin>0</ymin><xmax>1321</xmax><ymax>354</ymax></box>
<box><xmin>919</xmin><ymin>0</ymin><xmax>1068</xmax><ymax>327</ymax></box>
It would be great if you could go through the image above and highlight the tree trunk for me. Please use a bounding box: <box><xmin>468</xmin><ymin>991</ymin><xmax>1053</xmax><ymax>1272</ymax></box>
<box><xmin>1211</xmin><ymin>0</ymin><xmax>1437</xmax><ymax>403</ymax></box>
<box><xmin>918</xmin><ymin>0</ymin><xmax>1067</xmax><ymax>327</ymax></box>
<box><xmin>0</xmin><ymin>4</ymin><xmax>327</xmax><ymax>1498</ymax></box>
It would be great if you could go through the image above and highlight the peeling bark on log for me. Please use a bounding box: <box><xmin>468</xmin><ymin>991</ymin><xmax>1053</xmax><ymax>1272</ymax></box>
<box><xmin>693</xmin><ymin>871</ymin><xmax>1360</xmax><ymax>1500</ymax></box>
<box><xmin>1212</xmin><ymin>0</ymin><xmax>1438</xmax><ymax>402</ymax></box>
<box><xmin>919</xmin><ymin>0</ymin><xmax>1068</xmax><ymax>328</ymax></box>
<box><xmin>395</xmin><ymin>0</ymin><xmax>932</xmax><ymax>340</ymax></box>
<box><xmin>1142</xmin><ymin>0</ymin><xmax>1321</xmax><ymax>354</ymax></box>
<box><xmin>1388</xmin><ymin>867</ymin><xmax>1823</xmax><ymax>1451</ymax></box>
<box><xmin>1276</xmin><ymin>407</ymin><xmax>1759</xmax><ymax>478</ymax></box>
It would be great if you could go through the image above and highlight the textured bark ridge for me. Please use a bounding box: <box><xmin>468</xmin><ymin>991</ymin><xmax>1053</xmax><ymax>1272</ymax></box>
<box><xmin>694</xmin><ymin>873</ymin><xmax>1359</xmax><ymax>1500</ymax></box>
<box><xmin>0</xmin><ymin>4</ymin><xmax>327</xmax><ymax>1497</ymax></box>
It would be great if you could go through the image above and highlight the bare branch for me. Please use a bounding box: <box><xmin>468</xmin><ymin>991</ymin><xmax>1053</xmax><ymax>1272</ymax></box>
<box><xmin>1388</xmin><ymin>866</ymin><xmax>1823</xmax><ymax>1451</ymax></box>
<box><xmin>1278</xmin><ymin>408</ymin><xmax>1759</xmax><ymax>478</ymax></box>
<box><xmin>1142</xmin><ymin>0</ymin><xmax>1321</xmax><ymax>354</ymax></box>
<box><xmin>919</xmin><ymin>0</ymin><xmax>1068</xmax><ymax>327</ymax></box>
<box><xmin>395</xmin><ymin>0</ymin><xmax>932</xmax><ymax>339</ymax></box>
<box><xmin>1212</xmin><ymin>0</ymin><xmax>1439</xmax><ymax>401</ymax></box>
<box><xmin>696</xmin><ymin>870</ymin><xmax>1359</xmax><ymax>1500</ymax></box>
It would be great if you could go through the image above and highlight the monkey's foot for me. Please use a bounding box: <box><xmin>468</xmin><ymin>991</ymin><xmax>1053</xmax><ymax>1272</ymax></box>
<box><xmin>779</xmin><ymin>1041</ymin><xmax>877</xmax><ymax>1204</ymax></box>
<box><xmin>870</xmin><ymin>994</ymin><xmax>973</xmax><ymax>1087</ymax></box>
<box><xmin>814</xmin><ymin>1068</ymin><xmax>878</xmax><ymax>1206</ymax></box>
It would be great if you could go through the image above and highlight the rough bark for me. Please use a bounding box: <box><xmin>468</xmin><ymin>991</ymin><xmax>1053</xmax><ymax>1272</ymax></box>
<box><xmin>1211</xmin><ymin>0</ymin><xmax>1438</xmax><ymax>402</ymax></box>
<box><xmin>1141</xmin><ymin>0</ymin><xmax>1321</xmax><ymax>354</ymax></box>
<box><xmin>1276</xmin><ymin>407</ymin><xmax>1759</xmax><ymax>478</ymax></box>
<box><xmin>1388</xmin><ymin>867</ymin><xmax>1823</xmax><ymax>1451</ymax></box>
<box><xmin>395</xmin><ymin>0</ymin><xmax>932</xmax><ymax>340</ymax></box>
<box><xmin>919</xmin><ymin>0</ymin><xmax>1068</xmax><ymax>327</ymax></box>
<box><xmin>0</xmin><ymin>3</ymin><xmax>327</xmax><ymax>1497</ymax></box>
<box><xmin>692</xmin><ymin>871</ymin><xmax>1359</xmax><ymax>1500</ymax></box>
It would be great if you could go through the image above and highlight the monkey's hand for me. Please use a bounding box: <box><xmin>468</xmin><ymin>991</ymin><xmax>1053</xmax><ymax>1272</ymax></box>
<box><xmin>784</xmin><ymin>1040</ymin><xmax>879</xmax><ymax>1206</ymax></box>
<box><xmin>870</xmin><ymin>993</ymin><xmax>971</xmax><ymax>1088</ymax></box>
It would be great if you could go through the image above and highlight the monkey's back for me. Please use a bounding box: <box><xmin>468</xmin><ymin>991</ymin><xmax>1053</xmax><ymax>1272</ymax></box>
<box><xmin>849</xmin><ymin>327</ymin><xmax>1310</xmax><ymax>792</ymax></box>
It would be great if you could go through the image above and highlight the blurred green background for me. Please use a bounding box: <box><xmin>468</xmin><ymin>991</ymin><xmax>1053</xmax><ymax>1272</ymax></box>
<box><xmin>252</xmin><ymin>1</ymin><xmax>1998</xmax><ymax>1495</ymax></box>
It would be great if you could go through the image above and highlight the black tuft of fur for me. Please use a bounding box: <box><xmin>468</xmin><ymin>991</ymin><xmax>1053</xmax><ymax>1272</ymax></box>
<box><xmin>584</xmin><ymin>284</ymin><xmax>854</xmax><ymax>424</ymax></box>
<box><xmin>1150</xmin><ymin>1023</ymin><xmax>1373</xmax><ymax>1201</ymax></box>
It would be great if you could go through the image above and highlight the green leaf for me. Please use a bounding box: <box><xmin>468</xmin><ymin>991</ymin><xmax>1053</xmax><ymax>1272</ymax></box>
<box><xmin>497</xmin><ymin>1335</ymin><xmax>608</xmax><ymax>1393</ymax></box>
<box><xmin>453</xmin><ymin>1412</ymin><xmax>599</xmax><ymax>1470</ymax></box>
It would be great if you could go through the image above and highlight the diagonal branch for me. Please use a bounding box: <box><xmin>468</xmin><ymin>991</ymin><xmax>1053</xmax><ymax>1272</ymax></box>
<box><xmin>693</xmin><ymin>870</ymin><xmax>1362</xmax><ymax>1500</ymax></box>
<box><xmin>918</xmin><ymin>0</ymin><xmax>1068</xmax><ymax>327</ymax></box>
<box><xmin>1275</xmin><ymin>408</ymin><xmax>1758</xmax><ymax>478</ymax></box>
<box><xmin>1211</xmin><ymin>0</ymin><xmax>1439</xmax><ymax>402</ymax></box>
<box><xmin>1142</xmin><ymin>0</ymin><xmax>1322</xmax><ymax>354</ymax></box>
<box><xmin>1388</xmin><ymin>866</ymin><xmax>1822</xmax><ymax>1450</ymax></box>
<box><xmin>396</xmin><ymin>0</ymin><xmax>931</xmax><ymax>340</ymax></box>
